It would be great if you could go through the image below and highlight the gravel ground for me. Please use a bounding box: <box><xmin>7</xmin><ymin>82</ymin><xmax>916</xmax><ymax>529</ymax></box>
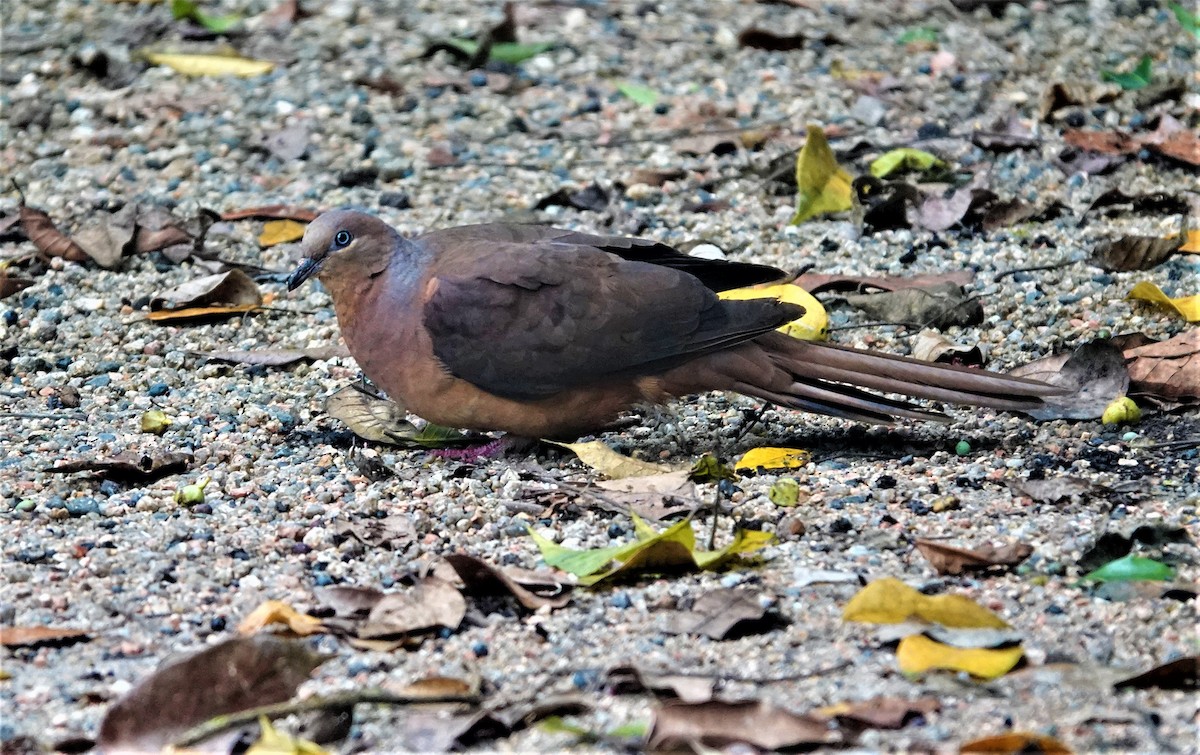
<box><xmin>2</xmin><ymin>0</ymin><xmax>1198</xmax><ymax>752</ymax></box>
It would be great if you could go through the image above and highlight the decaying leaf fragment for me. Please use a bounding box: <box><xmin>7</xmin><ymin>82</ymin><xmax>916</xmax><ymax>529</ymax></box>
<box><xmin>549</xmin><ymin>440</ymin><xmax>676</xmax><ymax>479</ymax></box>
<box><xmin>324</xmin><ymin>384</ymin><xmax>470</xmax><ymax>448</ymax></box>
<box><xmin>815</xmin><ymin>696</ymin><xmax>940</xmax><ymax>729</ymax></box>
<box><xmin>206</xmin><ymin>345</ymin><xmax>350</xmax><ymax>367</ymax></box>
<box><xmin>661</xmin><ymin>588</ymin><xmax>777</xmax><ymax>639</ymax></box>
<box><xmin>46</xmin><ymin>450</ymin><xmax>193</xmax><ymax>482</ymax></box>
<box><xmin>97</xmin><ymin>636</ymin><xmax>326</xmax><ymax>753</ymax></box>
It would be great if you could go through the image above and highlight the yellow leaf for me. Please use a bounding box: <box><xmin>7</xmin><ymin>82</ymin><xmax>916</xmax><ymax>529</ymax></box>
<box><xmin>1179</xmin><ymin>229</ymin><xmax>1200</xmax><ymax>254</ymax></box>
<box><xmin>246</xmin><ymin>716</ymin><xmax>330</xmax><ymax>755</ymax></box>
<box><xmin>733</xmin><ymin>447</ymin><xmax>810</xmax><ymax>471</ymax></box>
<box><xmin>790</xmin><ymin>125</ymin><xmax>853</xmax><ymax>224</ymax></box>
<box><xmin>145</xmin><ymin>303</ymin><xmax>261</xmax><ymax>322</ymax></box>
<box><xmin>259</xmin><ymin>219</ymin><xmax>307</xmax><ymax>247</ymax></box>
<box><xmin>897</xmin><ymin>634</ymin><xmax>1024</xmax><ymax>680</ymax></box>
<box><xmin>144</xmin><ymin>52</ymin><xmax>275</xmax><ymax>77</ymax></box>
<box><xmin>548</xmin><ymin>440</ymin><xmax>676</xmax><ymax>479</ymax></box>
<box><xmin>843</xmin><ymin>577</ymin><xmax>1009</xmax><ymax>628</ymax></box>
<box><xmin>960</xmin><ymin>732</ymin><xmax>1072</xmax><ymax>754</ymax></box>
<box><xmin>238</xmin><ymin>600</ymin><xmax>326</xmax><ymax>636</ymax></box>
<box><xmin>1127</xmin><ymin>281</ymin><xmax>1200</xmax><ymax>322</ymax></box>
<box><xmin>718</xmin><ymin>283</ymin><xmax>829</xmax><ymax>341</ymax></box>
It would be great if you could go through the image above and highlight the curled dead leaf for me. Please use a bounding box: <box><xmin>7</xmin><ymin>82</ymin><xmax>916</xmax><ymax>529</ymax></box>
<box><xmin>443</xmin><ymin>553</ymin><xmax>573</xmax><ymax>610</ymax></box>
<box><xmin>18</xmin><ymin>200</ymin><xmax>88</xmax><ymax>262</ymax></box>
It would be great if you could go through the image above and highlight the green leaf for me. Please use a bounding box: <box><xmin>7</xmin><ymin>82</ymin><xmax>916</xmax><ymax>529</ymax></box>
<box><xmin>445</xmin><ymin>39</ymin><xmax>554</xmax><ymax>64</ymax></box>
<box><xmin>1084</xmin><ymin>553</ymin><xmax>1175</xmax><ymax>582</ymax></box>
<box><xmin>690</xmin><ymin>453</ymin><xmax>736</xmax><ymax>482</ymax></box>
<box><xmin>616</xmin><ymin>81</ymin><xmax>660</xmax><ymax>107</ymax></box>
<box><xmin>170</xmin><ymin>0</ymin><xmax>241</xmax><ymax>33</ymax></box>
<box><xmin>1169</xmin><ymin>2</ymin><xmax>1200</xmax><ymax>38</ymax></box>
<box><xmin>403</xmin><ymin>422</ymin><xmax>470</xmax><ymax>448</ymax></box>
<box><xmin>528</xmin><ymin>517</ymin><xmax>773</xmax><ymax>586</ymax></box>
<box><xmin>898</xmin><ymin>27</ymin><xmax>938</xmax><ymax>45</ymax></box>
<box><xmin>1101</xmin><ymin>55</ymin><xmax>1153</xmax><ymax>90</ymax></box>
<box><xmin>790</xmin><ymin>125</ymin><xmax>852</xmax><ymax>224</ymax></box>
<box><xmin>528</xmin><ymin>526</ymin><xmax>635</xmax><ymax>578</ymax></box>
<box><xmin>869</xmin><ymin>148</ymin><xmax>947</xmax><ymax>178</ymax></box>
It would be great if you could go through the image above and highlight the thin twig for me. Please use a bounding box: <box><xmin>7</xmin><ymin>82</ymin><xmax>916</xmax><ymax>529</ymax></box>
<box><xmin>993</xmin><ymin>258</ymin><xmax>1073</xmax><ymax>282</ymax></box>
<box><xmin>0</xmin><ymin>411</ymin><xmax>88</xmax><ymax>421</ymax></box>
<box><xmin>174</xmin><ymin>690</ymin><xmax>480</xmax><ymax>747</ymax></box>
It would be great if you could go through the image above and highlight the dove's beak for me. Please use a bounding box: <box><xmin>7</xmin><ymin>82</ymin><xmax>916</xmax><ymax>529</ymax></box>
<box><xmin>287</xmin><ymin>257</ymin><xmax>323</xmax><ymax>291</ymax></box>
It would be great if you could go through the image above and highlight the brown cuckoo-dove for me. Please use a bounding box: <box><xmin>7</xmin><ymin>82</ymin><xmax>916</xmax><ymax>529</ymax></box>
<box><xmin>287</xmin><ymin>210</ymin><xmax>1058</xmax><ymax>438</ymax></box>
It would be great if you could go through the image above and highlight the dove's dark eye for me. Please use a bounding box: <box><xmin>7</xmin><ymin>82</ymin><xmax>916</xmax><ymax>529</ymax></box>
<box><xmin>333</xmin><ymin>230</ymin><xmax>353</xmax><ymax>248</ymax></box>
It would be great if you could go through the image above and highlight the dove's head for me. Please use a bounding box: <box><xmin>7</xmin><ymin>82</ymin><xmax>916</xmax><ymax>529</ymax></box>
<box><xmin>287</xmin><ymin>210</ymin><xmax>402</xmax><ymax>291</ymax></box>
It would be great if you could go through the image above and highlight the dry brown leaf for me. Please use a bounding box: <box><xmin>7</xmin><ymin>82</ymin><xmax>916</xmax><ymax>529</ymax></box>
<box><xmin>390</xmin><ymin>675</ymin><xmax>480</xmax><ymax>699</ymax></box>
<box><xmin>737</xmin><ymin>28</ymin><xmax>807</xmax><ymax>51</ymax></box>
<box><xmin>238</xmin><ymin>600</ymin><xmax>326</xmax><ymax>636</ymax></box>
<box><xmin>150</xmin><ymin>269</ymin><xmax>262</xmax><ymax>310</ymax></box>
<box><xmin>960</xmin><ymin>732</ymin><xmax>1072</xmax><ymax>754</ymax></box>
<box><xmin>72</xmin><ymin>204</ymin><xmax>137</xmax><ymax>268</ymax></box>
<box><xmin>843</xmin><ymin>282</ymin><xmax>983</xmax><ymax>328</ymax></box>
<box><xmin>0</xmin><ymin>273</ymin><xmax>34</xmax><ymax>300</ymax></box>
<box><xmin>0</xmin><ymin>625</ymin><xmax>91</xmax><ymax>648</ymax></box>
<box><xmin>18</xmin><ymin>201</ymin><xmax>88</xmax><ymax>262</ymax></box>
<box><xmin>594</xmin><ymin>470</ymin><xmax>699</xmax><ymax>518</ymax></box>
<box><xmin>816</xmin><ymin>696</ymin><xmax>940</xmax><ymax>729</ymax></box>
<box><xmin>915</xmin><ymin>539</ymin><xmax>1033</xmax><ymax>576</ymax></box>
<box><xmin>912</xmin><ymin>329</ymin><xmax>987</xmax><ymax>367</ymax></box>
<box><xmin>259</xmin><ymin>219</ymin><xmax>307</xmax><ymax>247</ymax></box>
<box><xmin>331</xmin><ymin>515</ymin><xmax>415</xmax><ymax>550</ymax></box>
<box><xmin>46</xmin><ymin>450</ymin><xmax>193</xmax><ymax>481</ymax></box>
<box><xmin>97</xmin><ymin>636</ymin><xmax>326</xmax><ymax>753</ymax></box>
<box><xmin>1006</xmin><ymin>475</ymin><xmax>1109</xmax><ymax>504</ymax></box>
<box><xmin>648</xmin><ymin>700</ymin><xmax>839</xmax><ymax>751</ymax></box>
<box><xmin>1112</xmin><ymin>656</ymin><xmax>1198</xmax><ymax>691</ymax></box>
<box><xmin>1123</xmin><ymin>329</ymin><xmax>1200</xmax><ymax>404</ymax></box>
<box><xmin>206</xmin><ymin>345</ymin><xmax>350</xmax><ymax>367</ymax></box>
<box><xmin>796</xmin><ymin>270</ymin><xmax>974</xmax><ymax>294</ymax></box>
<box><xmin>313</xmin><ymin>585</ymin><xmax>385</xmax><ymax>617</ymax></box>
<box><xmin>1093</xmin><ymin>233</ymin><xmax>1185</xmax><ymax>272</ymax></box>
<box><xmin>443</xmin><ymin>553</ymin><xmax>573</xmax><ymax>610</ymax></box>
<box><xmin>606</xmin><ymin>665</ymin><xmax>715</xmax><ymax>703</ymax></box>
<box><xmin>220</xmin><ymin>205</ymin><xmax>320</xmax><ymax>222</ymax></box>
<box><xmin>628</xmin><ymin>167</ymin><xmax>686</xmax><ymax>187</ymax></box>
<box><xmin>661</xmin><ymin>588</ymin><xmax>775</xmax><ymax>639</ymax></box>
<box><xmin>358</xmin><ymin>577</ymin><xmax>465</xmax><ymax>638</ymax></box>
<box><xmin>1008</xmin><ymin>341</ymin><xmax>1130</xmax><ymax>420</ymax></box>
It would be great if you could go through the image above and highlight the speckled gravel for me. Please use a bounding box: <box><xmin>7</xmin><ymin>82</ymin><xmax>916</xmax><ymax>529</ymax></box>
<box><xmin>2</xmin><ymin>0</ymin><xmax>1198</xmax><ymax>752</ymax></box>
